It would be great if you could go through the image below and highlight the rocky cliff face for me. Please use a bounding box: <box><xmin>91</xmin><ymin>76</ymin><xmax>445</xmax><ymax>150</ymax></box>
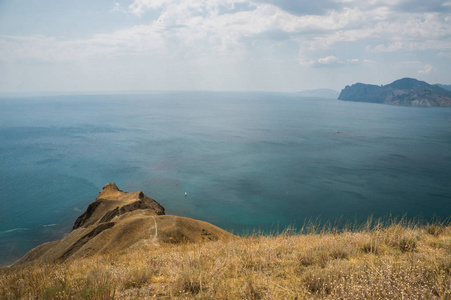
<box><xmin>14</xmin><ymin>183</ymin><xmax>234</xmax><ymax>267</ymax></box>
<box><xmin>338</xmin><ymin>78</ymin><xmax>451</xmax><ymax>107</ymax></box>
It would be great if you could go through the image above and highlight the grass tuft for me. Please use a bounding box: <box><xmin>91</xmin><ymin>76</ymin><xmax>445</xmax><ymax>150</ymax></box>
<box><xmin>398</xmin><ymin>237</ymin><xmax>417</xmax><ymax>252</ymax></box>
<box><xmin>361</xmin><ymin>240</ymin><xmax>379</xmax><ymax>254</ymax></box>
<box><xmin>426</xmin><ymin>225</ymin><xmax>444</xmax><ymax>236</ymax></box>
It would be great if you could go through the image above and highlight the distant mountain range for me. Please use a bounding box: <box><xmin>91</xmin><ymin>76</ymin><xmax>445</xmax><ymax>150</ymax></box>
<box><xmin>338</xmin><ymin>78</ymin><xmax>451</xmax><ymax>107</ymax></box>
<box><xmin>436</xmin><ymin>84</ymin><xmax>451</xmax><ymax>92</ymax></box>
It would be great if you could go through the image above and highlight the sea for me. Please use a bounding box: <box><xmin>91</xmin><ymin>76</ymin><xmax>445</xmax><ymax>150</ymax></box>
<box><xmin>1</xmin><ymin>91</ymin><xmax>450</xmax><ymax>266</ymax></box>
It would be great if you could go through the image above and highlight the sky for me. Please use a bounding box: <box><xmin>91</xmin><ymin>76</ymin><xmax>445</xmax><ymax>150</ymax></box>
<box><xmin>0</xmin><ymin>0</ymin><xmax>450</xmax><ymax>93</ymax></box>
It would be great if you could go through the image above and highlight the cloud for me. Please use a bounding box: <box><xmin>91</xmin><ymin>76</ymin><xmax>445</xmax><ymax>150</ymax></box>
<box><xmin>126</xmin><ymin>0</ymin><xmax>253</xmax><ymax>17</ymax></box>
<box><xmin>368</xmin><ymin>42</ymin><xmax>405</xmax><ymax>53</ymax></box>
<box><xmin>397</xmin><ymin>61</ymin><xmax>436</xmax><ymax>76</ymax></box>
<box><xmin>419</xmin><ymin>64</ymin><xmax>433</xmax><ymax>74</ymax></box>
<box><xmin>128</xmin><ymin>0</ymin><xmax>167</xmax><ymax>16</ymax></box>
<box><xmin>110</xmin><ymin>2</ymin><xmax>127</xmax><ymax>14</ymax></box>
<box><xmin>253</xmin><ymin>0</ymin><xmax>338</xmax><ymax>15</ymax></box>
<box><xmin>363</xmin><ymin>13</ymin><xmax>451</xmax><ymax>53</ymax></box>
<box><xmin>394</xmin><ymin>0</ymin><xmax>451</xmax><ymax>13</ymax></box>
<box><xmin>0</xmin><ymin>2</ymin><xmax>339</xmax><ymax>63</ymax></box>
<box><xmin>318</xmin><ymin>55</ymin><xmax>339</xmax><ymax>64</ymax></box>
<box><xmin>333</xmin><ymin>0</ymin><xmax>451</xmax><ymax>13</ymax></box>
<box><xmin>299</xmin><ymin>54</ymin><xmax>359</xmax><ymax>67</ymax></box>
<box><xmin>1</xmin><ymin>0</ymin><xmax>450</xmax><ymax>74</ymax></box>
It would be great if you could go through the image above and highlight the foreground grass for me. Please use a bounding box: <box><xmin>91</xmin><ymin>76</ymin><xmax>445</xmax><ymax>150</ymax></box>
<box><xmin>1</xmin><ymin>221</ymin><xmax>450</xmax><ymax>299</ymax></box>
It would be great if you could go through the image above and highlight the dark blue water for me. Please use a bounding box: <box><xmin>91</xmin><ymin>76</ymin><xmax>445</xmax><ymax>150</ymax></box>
<box><xmin>1</xmin><ymin>92</ymin><xmax>450</xmax><ymax>265</ymax></box>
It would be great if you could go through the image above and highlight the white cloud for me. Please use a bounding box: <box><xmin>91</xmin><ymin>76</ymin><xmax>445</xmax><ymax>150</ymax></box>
<box><xmin>396</xmin><ymin>61</ymin><xmax>436</xmax><ymax>77</ymax></box>
<box><xmin>127</xmin><ymin>0</ymin><xmax>251</xmax><ymax>17</ymax></box>
<box><xmin>318</xmin><ymin>55</ymin><xmax>339</xmax><ymax>64</ymax></box>
<box><xmin>419</xmin><ymin>64</ymin><xmax>433</xmax><ymax>74</ymax></box>
<box><xmin>110</xmin><ymin>2</ymin><xmax>127</xmax><ymax>14</ymax></box>
<box><xmin>368</xmin><ymin>42</ymin><xmax>405</xmax><ymax>53</ymax></box>
<box><xmin>128</xmin><ymin>0</ymin><xmax>167</xmax><ymax>16</ymax></box>
<box><xmin>1</xmin><ymin>0</ymin><xmax>450</xmax><ymax>91</ymax></box>
<box><xmin>2</xmin><ymin>1</ymin><xmax>449</xmax><ymax>63</ymax></box>
<box><xmin>299</xmin><ymin>54</ymin><xmax>359</xmax><ymax>67</ymax></box>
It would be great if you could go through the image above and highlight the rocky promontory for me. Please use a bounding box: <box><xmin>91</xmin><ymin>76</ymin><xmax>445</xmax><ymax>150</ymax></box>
<box><xmin>338</xmin><ymin>78</ymin><xmax>451</xmax><ymax>107</ymax></box>
<box><xmin>14</xmin><ymin>183</ymin><xmax>234</xmax><ymax>266</ymax></box>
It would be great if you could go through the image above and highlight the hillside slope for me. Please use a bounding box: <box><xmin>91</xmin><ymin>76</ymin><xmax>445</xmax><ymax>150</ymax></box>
<box><xmin>3</xmin><ymin>184</ymin><xmax>450</xmax><ymax>299</ymax></box>
<box><xmin>13</xmin><ymin>183</ymin><xmax>234</xmax><ymax>267</ymax></box>
<box><xmin>339</xmin><ymin>78</ymin><xmax>451</xmax><ymax>107</ymax></box>
<box><xmin>2</xmin><ymin>222</ymin><xmax>450</xmax><ymax>299</ymax></box>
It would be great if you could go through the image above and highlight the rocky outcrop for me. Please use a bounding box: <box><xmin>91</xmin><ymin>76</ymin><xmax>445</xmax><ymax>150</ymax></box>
<box><xmin>338</xmin><ymin>78</ymin><xmax>451</xmax><ymax>107</ymax></box>
<box><xmin>14</xmin><ymin>183</ymin><xmax>234</xmax><ymax>267</ymax></box>
<box><xmin>72</xmin><ymin>183</ymin><xmax>164</xmax><ymax>230</ymax></box>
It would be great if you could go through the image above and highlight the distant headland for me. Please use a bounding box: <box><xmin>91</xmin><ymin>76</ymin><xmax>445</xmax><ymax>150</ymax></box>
<box><xmin>338</xmin><ymin>78</ymin><xmax>451</xmax><ymax>107</ymax></box>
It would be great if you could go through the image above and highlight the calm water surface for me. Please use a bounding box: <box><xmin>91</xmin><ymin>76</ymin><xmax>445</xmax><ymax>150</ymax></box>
<box><xmin>1</xmin><ymin>92</ymin><xmax>450</xmax><ymax>265</ymax></box>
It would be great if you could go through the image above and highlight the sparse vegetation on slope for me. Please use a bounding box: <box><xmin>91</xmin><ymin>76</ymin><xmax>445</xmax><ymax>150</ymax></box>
<box><xmin>1</xmin><ymin>220</ymin><xmax>450</xmax><ymax>299</ymax></box>
<box><xmin>13</xmin><ymin>183</ymin><xmax>234</xmax><ymax>267</ymax></box>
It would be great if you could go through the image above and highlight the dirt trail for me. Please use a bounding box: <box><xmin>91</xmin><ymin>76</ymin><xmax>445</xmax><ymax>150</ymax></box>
<box><xmin>150</xmin><ymin>216</ymin><xmax>160</xmax><ymax>246</ymax></box>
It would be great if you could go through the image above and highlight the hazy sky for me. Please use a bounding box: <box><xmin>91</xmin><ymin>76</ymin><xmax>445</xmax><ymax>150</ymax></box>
<box><xmin>0</xmin><ymin>0</ymin><xmax>450</xmax><ymax>92</ymax></box>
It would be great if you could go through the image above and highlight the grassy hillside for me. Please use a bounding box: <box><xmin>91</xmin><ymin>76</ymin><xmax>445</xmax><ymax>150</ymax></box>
<box><xmin>12</xmin><ymin>183</ymin><xmax>234</xmax><ymax>268</ymax></box>
<box><xmin>1</xmin><ymin>220</ymin><xmax>450</xmax><ymax>299</ymax></box>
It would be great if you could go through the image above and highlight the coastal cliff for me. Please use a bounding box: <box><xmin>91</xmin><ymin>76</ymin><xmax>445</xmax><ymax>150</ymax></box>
<box><xmin>338</xmin><ymin>78</ymin><xmax>451</xmax><ymax>107</ymax></box>
<box><xmin>13</xmin><ymin>183</ymin><xmax>234</xmax><ymax>267</ymax></box>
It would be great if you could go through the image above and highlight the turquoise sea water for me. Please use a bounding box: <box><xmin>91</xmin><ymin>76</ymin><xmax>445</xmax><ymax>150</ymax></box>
<box><xmin>1</xmin><ymin>92</ymin><xmax>450</xmax><ymax>265</ymax></box>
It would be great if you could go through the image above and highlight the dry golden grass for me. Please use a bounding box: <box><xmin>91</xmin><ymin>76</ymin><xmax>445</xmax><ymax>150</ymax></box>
<box><xmin>1</xmin><ymin>220</ymin><xmax>450</xmax><ymax>299</ymax></box>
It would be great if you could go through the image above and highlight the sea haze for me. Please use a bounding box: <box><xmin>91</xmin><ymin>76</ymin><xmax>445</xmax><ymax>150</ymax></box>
<box><xmin>1</xmin><ymin>92</ymin><xmax>450</xmax><ymax>265</ymax></box>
